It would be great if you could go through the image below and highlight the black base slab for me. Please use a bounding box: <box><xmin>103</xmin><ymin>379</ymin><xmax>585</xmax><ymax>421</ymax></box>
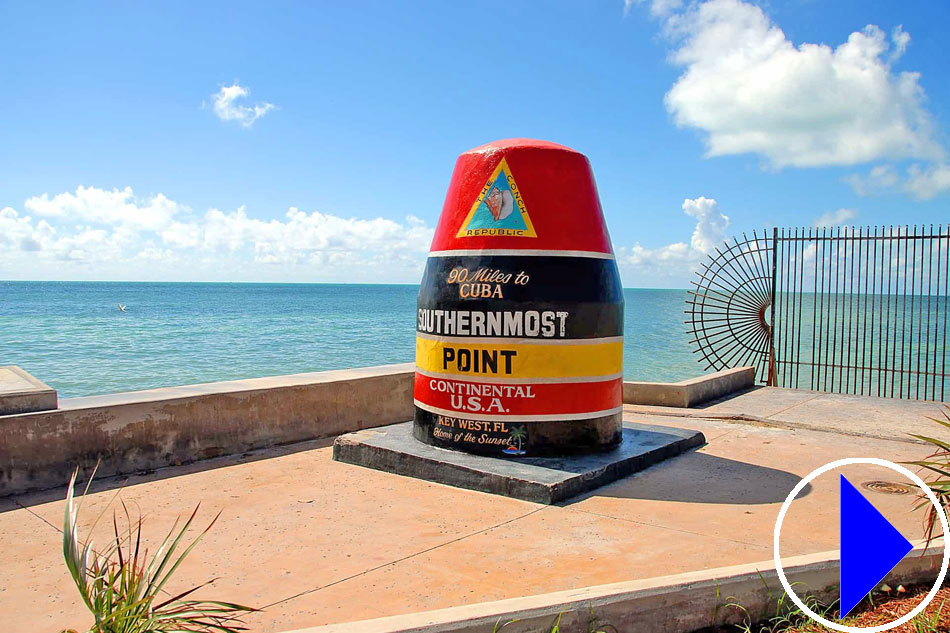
<box><xmin>332</xmin><ymin>421</ymin><xmax>705</xmax><ymax>504</ymax></box>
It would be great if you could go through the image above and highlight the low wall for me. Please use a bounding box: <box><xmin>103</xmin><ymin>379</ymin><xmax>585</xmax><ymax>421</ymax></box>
<box><xmin>623</xmin><ymin>366</ymin><xmax>755</xmax><ymax>408</ymax></box>
<box><xmin>287</xmin><ymin>542</ymin><xmax>946</xmax><ymax>633</ymax></box>
<box><xmin>0</xmin><ymin>365</ymin><xmax>58</xmax><ymax>415</ymax></box>
<box><xmin>1</xmin><ymin>362</ymin><xmax>756</xmax><ymax>497</ymax></box>
<box><xmin>0</xmin><ymin>363</ymin><xmax>414</xmax><ymax>497</ymax></box>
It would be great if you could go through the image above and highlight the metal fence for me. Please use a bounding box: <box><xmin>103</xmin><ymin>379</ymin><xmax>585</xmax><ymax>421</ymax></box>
<box><xmin>687</xmin><ymin>225</ymin><xmax>950</xmax><ymax>401</ymax></box>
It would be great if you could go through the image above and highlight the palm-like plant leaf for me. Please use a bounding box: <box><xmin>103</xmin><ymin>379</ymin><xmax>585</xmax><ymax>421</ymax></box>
<box><xmin>62</xmin><ymin>465</ymin><xmax>256</xmax><ymax>633</ymax></box>
<box><xmin>905</xmin><ymin>406</ymin><xmax>950</xmax><ymax>545</ymax></box>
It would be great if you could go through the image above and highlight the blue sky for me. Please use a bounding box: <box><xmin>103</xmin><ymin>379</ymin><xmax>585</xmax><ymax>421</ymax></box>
<box><xmin>1</xmin><ymin>0</ymin><xmax>948</xmax><ymax>286</ymax></box>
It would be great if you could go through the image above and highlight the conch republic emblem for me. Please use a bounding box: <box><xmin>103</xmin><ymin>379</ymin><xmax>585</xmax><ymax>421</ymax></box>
<box><xmin>456</xmin><ymin>158</ymin><xmax>537</xmax><ymax>238</ymax></box>
<box><xmin>414</xmin><ymin>139</ymin><xmax>624</xmax><ymax>457</ymax></box>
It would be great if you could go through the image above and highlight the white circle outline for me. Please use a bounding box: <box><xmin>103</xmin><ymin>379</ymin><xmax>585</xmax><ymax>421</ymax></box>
<box><xmin>773</xmin><ymin>457</ymin><xmax>949</xmax><ymax>633</ymax></box>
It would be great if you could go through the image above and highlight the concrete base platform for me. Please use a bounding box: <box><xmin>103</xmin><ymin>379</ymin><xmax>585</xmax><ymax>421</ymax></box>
<box><xmin>333</xmin><ymin>421</ymin><xmax>705</xmax><ymax>504</ymax></box>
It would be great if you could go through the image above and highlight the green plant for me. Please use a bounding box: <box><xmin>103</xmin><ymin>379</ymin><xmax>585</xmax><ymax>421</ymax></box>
<box><xmin>62</xmin><ymin>466</ymin><xmax>255</xmax><ymax>633</ymax></box>
<box><xmin>584</xmin><ymin>604</ymin><xmax>617</xmax><ymax>633</ymax></box>
<box><xmin>912</xmin><ymin>598</ymin><xmax>945</xmax><ymax>633</ymax></box>
<box><xmin>714</xmin><ymin>574</ymin><xmax>843</xmax><ymax>633</ymax></box>
<box><xmin>758</xmin><ymin>588</ymin><xmax>839</xmax><ymax>633</ymax></box>
<box><xmin>906</xmin><ymin>405</ymin><xmax>950</xmax><ymax>544</ymax></box>
<box><xmin>491</xmin><ymin>605</ymin><xmax>614</xmax><ymax>633</ymax></box>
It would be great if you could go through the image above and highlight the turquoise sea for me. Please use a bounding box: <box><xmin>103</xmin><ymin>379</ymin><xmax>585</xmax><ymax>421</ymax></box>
<box><xmin>0</xmin><ymin>282</ymin><xmax>699</xmax><ymax>398</ymax></box>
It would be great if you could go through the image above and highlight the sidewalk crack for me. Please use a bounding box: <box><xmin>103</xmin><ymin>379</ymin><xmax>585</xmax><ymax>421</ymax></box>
<box><xmin>255</xmin><ymin>505</ymin><xmax>548</xmax><ymax>610</ymax></box>
<box><xmin>567</xmin><ymin>506</ymin><xmax>771</xmax><ymax>551</ymax></box>
<box><xmin>766</xmin><ymin>394</ymin><xmax>820</xmax><ymax>419</ymax></box>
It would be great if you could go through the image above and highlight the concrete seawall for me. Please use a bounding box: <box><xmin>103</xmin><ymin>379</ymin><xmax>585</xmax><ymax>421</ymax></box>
<box><xmin>0</xmin><ymin>363</ymin><xmax>414</xmax><ymax>496</ymax></box>
<box><xmin>0</xmin><ymin>364</ymin><xmax>757</xmax><ymax>497</ymax></box>
<box><xmin>623</xmin><ymin>366</ymin><xmax>755</xmax><ymax>408</ymax></box>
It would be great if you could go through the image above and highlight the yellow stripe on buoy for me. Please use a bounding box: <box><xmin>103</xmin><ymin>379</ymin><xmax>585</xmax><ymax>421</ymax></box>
<box><xmin>415</xmin><ymin>336</ymin><xmax>622</xmax><ymax>379</ymax></box>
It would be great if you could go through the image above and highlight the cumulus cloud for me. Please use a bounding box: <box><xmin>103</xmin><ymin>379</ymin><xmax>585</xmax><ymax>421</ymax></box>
<box><xmin>683</xmin><ymin>196</ymin><xmax>729</xmax><ymax>252</ymax></box>
<box><xmin>0</xmin><ymin>207</ymin><xmax>55</xmax><ymax>252</ymax></box>
<box><xmin>904</xmin><ymin>164</ymin><xmax>950</xmax><ymax>200</ymax></box>
<box><xmin>843</xmin><ymin>165</ymin><xmax>900</xmax><ymax>197</ymax></box>
<box><xmin>890</xmin><ymin>25</ymin><xmax>911</xmax><ymax>62</ymax></box>
<box><xmin>169</xmin><ymin>206</ymin><xmax>433</xmax><ymax>267</ymax></box>
<box><xmin>25</xmin><ymin>186</ymin><xmax>184</xmax><ymax>231</ymax></box>
<box><xmin>846</xmin><ymin>162</ymin><xmax>950</xmax><ymax>200</ymax></box>
<box><xmin>211</xmin><ymin>83</ymin><xmax>276</xmax><ymax>128</ymax></box>
<box><xmin>0</xmin><ymin>186</ymin><xmax>433</xmax><ymax>282</ymax></box>
<box><xmin>813</xmin><ymin>208</ymin><xmax>857</xmax><ymax>228</ymax></box>
<box><xmin>616</xmin><ymin>196</ymin><xmax>729</xmax><ymax>285</ymax></box>
<box><xmin>650</xmin><ymin>0</ymin><xmax>942</xmax><ymax>169</ymax></box>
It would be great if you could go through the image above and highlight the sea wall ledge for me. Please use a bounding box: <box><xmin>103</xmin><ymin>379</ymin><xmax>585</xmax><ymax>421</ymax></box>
<box><xmin>0</xmin><ymin>364</ymin><xmax>753</xmax><ymax>497</ymax></box>
<box><xmin>0</xmin><ymin>365</ymin><xmax>58</xmax><ymax>415</ymax></box>
<box><xmin>0</xmin><ymin>363</ymin><xmax>415</xmax><ymax>497</ymax></box>
<box><xmin>623</xmin><ymin>366</ymin><xmax>755</xmax><ymax>408</ymax></box>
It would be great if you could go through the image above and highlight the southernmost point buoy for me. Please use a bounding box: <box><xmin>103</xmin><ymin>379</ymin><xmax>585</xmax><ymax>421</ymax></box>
<box><xmin>414</xmin><ymin>139</ymin><xmax>624</xmax><ymax>456</ymax></box>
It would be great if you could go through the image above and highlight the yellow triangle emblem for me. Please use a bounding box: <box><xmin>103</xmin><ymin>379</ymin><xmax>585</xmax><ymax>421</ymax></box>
<box><xmin>456</xmin><ymin>158</ymin><xmax>537</xmax><ymax>238</ymax></box>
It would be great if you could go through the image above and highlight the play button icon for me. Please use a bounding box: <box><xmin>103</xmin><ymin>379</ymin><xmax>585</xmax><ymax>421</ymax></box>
<box><xmin>774</xmin><ymin>458</ymin><xmax>950</xmax><ymax>632</ymax></box>
<box><xmin>839</xmin><ymin>475</ymin><xmax>913</xmax><ymax>617</ymax></box>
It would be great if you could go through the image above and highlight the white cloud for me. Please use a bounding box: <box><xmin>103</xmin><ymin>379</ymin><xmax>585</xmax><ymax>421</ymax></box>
<box><xmin>626</xmin><ymin>0</ymin><xmax>682</xmax><ymax>17</ymax></box>
<box><xmin>211</xmin><ymin>83</ymin><xmax>276</xmax><ymax>128</ymax></box>
<box><xmin>845</xmin><ymin>162</ymin><xmax>950</xmax><ymax>200</ymax></box>
<box><xmin>653</xmin><ymin>0</ymin><xmax>942</xmax><ymax>168</ymax></box>
<box><xmin>905</xmin><ymin>163</ymin><xmax>950</xmax><ymax>200</ymax></box>
<box><xmin>683</xmin><ymin>195</ymin><xmax>729</xmax><ymax>252</ymax></box>
<box><xmin>843</xmin><ymin>165</ymin><xmax>899</xmax><ymax>196</ymax></box>
<box><xmin>813</xmin><ymin>208</ymin><xmax>857</xmax><ymax>228</ymax></box>
<box><xmin>0</xmin><ymin>204</ymin><xmax>130</xmax><ymax>264</ymax></box>
<box><xmin>175</xmin><ymin>206</ymin><xmax>433</xmax><ymax>266</ymax></box>
<box><xmin>616</xmin><ymin>196</ymin><xmax>729</xmax><ymax>285</ymax></box>
<box><xmin>889</xmin><ymin>25</ymin><xmax>910</xmax><ymax>62</ymax></box>
<box><xmin>25</xmin><ymin>186</ymin><xmax>184</xmax><ymax>231</ymax></box>
<box><xmin>0</xmin><ymin>207</ymin><xmax>55</xmax><ymax>252</ymax></box>
<box><xmin>0</xmin><ymin>186</ymin><xmax>433</xmax><ymax>282</ymax></box>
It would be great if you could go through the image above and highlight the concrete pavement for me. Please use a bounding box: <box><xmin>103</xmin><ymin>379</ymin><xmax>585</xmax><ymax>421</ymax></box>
<box><xmin>628</xmin><ymin>385</ymin><xmax>948</xmax><ymax>444</ymax></box>
<box><xmin>1</xmin><ymin>389</ymin><xmax>946</xmax><ymax>633</ymax></box>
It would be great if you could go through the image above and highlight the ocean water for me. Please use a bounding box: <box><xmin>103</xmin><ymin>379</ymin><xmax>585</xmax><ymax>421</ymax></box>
<box><xmin>0</xmin><ymin>282</ymin><xmax>699</xmax><ymax>398</ymax></box>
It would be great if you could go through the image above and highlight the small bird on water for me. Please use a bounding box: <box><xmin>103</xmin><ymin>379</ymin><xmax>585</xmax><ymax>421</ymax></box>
<box><xmin>118</xmin><ymin>303</ymin><xmax>127</xmax><ymax>312</ymax></box>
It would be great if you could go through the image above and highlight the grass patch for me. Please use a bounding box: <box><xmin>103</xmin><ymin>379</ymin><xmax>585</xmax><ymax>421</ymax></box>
<box><xmin>493</xmin><ymin>605</ymin><xmax>616</xmax><ymax>633</ymax></box>
<box><xmin>707</xmin><ymin>582</ymin><xmax>950</xmax><ymax>633</ymax></box>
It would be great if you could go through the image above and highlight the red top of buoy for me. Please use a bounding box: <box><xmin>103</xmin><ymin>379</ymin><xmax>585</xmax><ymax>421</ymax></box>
<box><xmin>429</xmin><ymin>139</ymin><xmax>614</xmax><ymax>254</ymax></box>
<box><xmin>466</xmin><ymin>138</ymin><xmax>577</xmax><ymax>153</ymax></box>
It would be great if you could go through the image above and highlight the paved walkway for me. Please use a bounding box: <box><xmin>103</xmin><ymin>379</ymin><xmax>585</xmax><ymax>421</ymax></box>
<box><xmin>2</xmin><ymin>388</ymin><xmax>947</xmax><ymax>633</ymax></box>
<box><xmin>630</xmin><ymin>386</ymin><xmax>947</xmax><ymax>444</ymax></box>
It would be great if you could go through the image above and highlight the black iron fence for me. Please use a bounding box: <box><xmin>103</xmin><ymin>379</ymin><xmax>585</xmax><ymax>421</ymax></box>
<box><xmin>687</xmin><ymin>225</ymin><xmax>950</xmax><ymax>401</ymax></box>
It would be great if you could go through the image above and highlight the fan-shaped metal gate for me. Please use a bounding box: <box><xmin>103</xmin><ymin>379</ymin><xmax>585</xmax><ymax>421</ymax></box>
<box><xmin>687</xmin><ymin>225</ymin><xmax>950</xmax><ymax>401</ymax></box>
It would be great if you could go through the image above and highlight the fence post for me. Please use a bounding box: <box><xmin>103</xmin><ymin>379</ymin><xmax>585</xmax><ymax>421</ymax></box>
<box><xmin>768</xmin><ymin>227</ymin><xmax>778</xmax><ymax>386</ymax></box>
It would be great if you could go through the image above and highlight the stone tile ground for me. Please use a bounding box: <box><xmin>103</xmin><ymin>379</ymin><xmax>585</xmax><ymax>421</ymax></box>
<box><xmin>1</xmin><ymin>388</ymin><xmax>944</xmax><ymax>633</ymax></box>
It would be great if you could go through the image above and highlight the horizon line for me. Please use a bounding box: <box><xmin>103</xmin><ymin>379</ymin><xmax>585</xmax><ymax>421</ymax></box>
<box><xmin>0</xmin><ymin>279</ymin><xmax>690</xmax><ymax>291</ymax></box>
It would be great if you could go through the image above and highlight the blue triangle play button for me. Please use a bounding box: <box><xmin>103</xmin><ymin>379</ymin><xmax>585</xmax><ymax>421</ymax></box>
<box><xmin>840</xmin><ymin>474</ymin><xmax>913</xmax><ymax>618</ymax></box>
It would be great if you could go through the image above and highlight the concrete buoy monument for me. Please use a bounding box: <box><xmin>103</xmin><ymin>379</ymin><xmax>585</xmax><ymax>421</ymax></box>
<box><xmin>334</xmin><ymin>139</ymin><xmax>703</xmax><ymax>503</ymax></box>
<box><xmin>413</xmin><ymin>139</ymin><xmax>624</xmax><ymax>456</ymax></box>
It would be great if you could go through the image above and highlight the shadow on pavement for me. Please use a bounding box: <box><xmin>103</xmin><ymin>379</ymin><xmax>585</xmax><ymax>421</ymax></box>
<box><xmin>566</xmin><ymin>451</ymin><xmax>811</xmax><ymax>505</ymax></box>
